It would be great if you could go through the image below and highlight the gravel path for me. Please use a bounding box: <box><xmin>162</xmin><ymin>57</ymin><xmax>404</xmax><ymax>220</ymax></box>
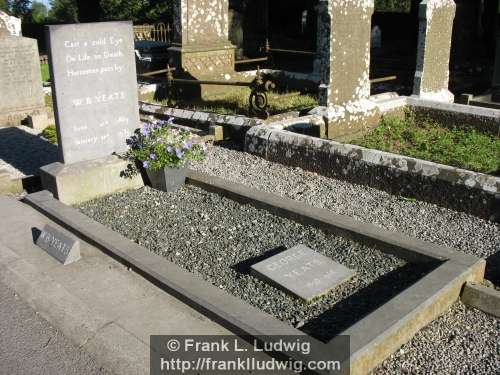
<box><xmin>78</xmin><ymin>185</ymin><xmax>436</xmax><ymax>341</ymax></box>
<box><xmin>0</xmin><ymin>126</ymin><xmax>58</xmax><ymax>179</ymax></box>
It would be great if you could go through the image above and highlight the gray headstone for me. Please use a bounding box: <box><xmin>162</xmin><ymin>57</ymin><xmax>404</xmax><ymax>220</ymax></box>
<box><xmin>0</xmin><ymin>36</ymin><xmax>45</xmax><ymax>126</ymax></box>
<box><xmin>35</xmin><ymin>225</ymin><xmax>81</xmax><ymax>265</ymax></box>
<box><xmin>46</xmin><ymin>21</ymin><xmax>140</xmax><ymax>164</ymax></box>
<box><xmin>251</xmin><ymin>244</ymin><xmax>356</xmax><ymax>302</ymax></box>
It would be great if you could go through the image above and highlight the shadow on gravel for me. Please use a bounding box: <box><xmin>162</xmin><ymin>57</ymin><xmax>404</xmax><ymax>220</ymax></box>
<box><xmin>232</xmin><ymin>245</ymin><xmax>287</xmax><ymax>274</ymax></box>
<box><xmin>485</xmin><ymin>251</ymin><xmax>500</xmax><ymax>287</ymax></box>
<box><xmin>0</xmin><ymin>127</ymin><xmax>58</xmax><ymax>176</ymax></box>
<box><xmin>301</xmin><ymin>261</ymin><xmax>442</xmax><ymax>342</ymax></box>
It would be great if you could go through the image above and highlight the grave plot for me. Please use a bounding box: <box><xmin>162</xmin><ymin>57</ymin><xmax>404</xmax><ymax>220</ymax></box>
<box><xmin>77</xmin><ymin>184</ymin><xmax>436</xmax><ymax>340</ymax></box>
<box><xmin>25</xmin><ymin>171</ymin><xmax>484</xmax><ymax>374</ymax></box>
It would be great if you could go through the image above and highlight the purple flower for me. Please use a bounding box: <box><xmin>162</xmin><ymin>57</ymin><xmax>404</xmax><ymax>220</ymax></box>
<box><xmin>150</xmin><ymin>153</ymin><xmax>157</xmax><ymax>160</ymax></box>
<box><xmin>175</xmin><ymin>148</ymin><xmax>184</xmax><ymax>159</ymax></box>
<box><xmin>142</xmin><ymin>161</ymin><xmax>150</xmax><ymax>169</ymax></box>
<box><xmin>166</xmin><ymin>146</ymin><xmax>173</xmax><ymax>153</ymax></box>
<box><xmin>183</xmin><ymin>141</ymin><xmax>193</xmax><ymax>150</ymax></box>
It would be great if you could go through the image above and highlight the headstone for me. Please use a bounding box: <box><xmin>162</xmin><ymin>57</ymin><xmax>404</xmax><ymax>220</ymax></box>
<box><xmin>35</xmin><ymin>224</ymin><xmax>81</xmax><ymax>265</ymax></box>
<box><xmin>168</xmin><ymin>0</ymin><xmax>240</xmax><ymax>97</ymax></box>
<box><xmin>251</xmin><ymin>244</ymin><xmax>356</xmax><ymax>301</ymax></box>
<box><xmin>413</xmin><ymin>0</ymin><xmax>456</xmax><ymax>103</ymax></box>
<box><xmin>311</xmin><ymin>0</ymin><xmax>380</xmax><ymax>140</ymax></box>
<box><xmin>0</xmin><ymin>28</ymin><xmax>45</xmax><ymax>126</ymax></box>
<box><xmin>0</xmin><ymin>11</ymin><xmax>21</xmax><ymax>37</ymax></box>
<box><xmin>46</xmin><ymin>21</ymin><xmax>140</xmax><ymax>164</ymax></box>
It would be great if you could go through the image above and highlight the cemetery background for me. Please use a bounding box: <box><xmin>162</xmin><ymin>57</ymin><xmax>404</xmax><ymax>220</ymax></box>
<box><xmin>0</xmin><ymin>1</ymin><xmax>499</xmax><ymax>374</ymax></box>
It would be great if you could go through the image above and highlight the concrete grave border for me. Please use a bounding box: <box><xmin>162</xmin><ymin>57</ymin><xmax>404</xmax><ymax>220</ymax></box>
<box><xmin>24</xmin><ymin>171</ymin><xmax>485</xmax><ymax>375</ymax></box>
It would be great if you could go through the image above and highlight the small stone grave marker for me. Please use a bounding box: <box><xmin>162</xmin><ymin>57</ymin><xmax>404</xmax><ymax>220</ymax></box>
<box><xmin>35</xmin><ymin>225</ymin><xmax>81</xmax><ymax>265</ymax></box>
<box><xmin>251</xmin><ymin>244</ymin><xmax>356</xmax><ymax>301</ymax></box>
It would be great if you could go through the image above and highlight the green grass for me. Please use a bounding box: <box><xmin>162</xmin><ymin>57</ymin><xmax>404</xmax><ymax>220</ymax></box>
<box><xmin>44</xmin><ymin>94</ymin><xmax>54</xmax><ymax>110</ymax></box>
<box><xmin>41</xmin><ymin>125</ymin><xmax>58</xmax><ymax>144</ymax></box>
<box><xmin>41</xmin><ymin>63</ymin><xmax>50</xmax><ymax>82</ymax></box>
<box><xmin>140</xmin><ymin>87</ymin><xmax>318</xmax><ymax>116</ymax></box>
<box><xmin>352</xmin><ymin>113</ymin><xmax>500</xmax><ymax>175</ymax></box>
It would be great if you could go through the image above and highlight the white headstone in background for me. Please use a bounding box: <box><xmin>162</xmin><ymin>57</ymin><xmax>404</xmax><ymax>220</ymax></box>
<box><xmin>0</xmin><ymin>11</ymin><xmax>22</xmax><ymax>36</ymax></box>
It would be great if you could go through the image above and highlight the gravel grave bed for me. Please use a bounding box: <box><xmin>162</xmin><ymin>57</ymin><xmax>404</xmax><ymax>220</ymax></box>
<box><xmin>77</xmin><ymin>185</ymin><xmax>435</xmax><ymax>341</ymax></box>
<box><xmin>190</xmin><ymin>142</ymin><xmax>500</xmax><ymax>373</ymax></box>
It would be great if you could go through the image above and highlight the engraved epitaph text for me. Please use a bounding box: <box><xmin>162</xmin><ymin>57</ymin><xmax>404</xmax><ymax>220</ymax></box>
<box><xmin>46</xmin><ymin>22</ymin><xmax>140</xmax><ymax>164</ymax></box>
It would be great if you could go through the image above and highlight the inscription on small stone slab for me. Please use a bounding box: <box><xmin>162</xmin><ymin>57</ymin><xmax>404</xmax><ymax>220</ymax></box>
<box><xmin>251</xmin><ymin>245</ymin><xmax>356</xmax><ymax>301</ymax></box>
<box><xmin>46</xmin><ymin>21</ymin><xmax>140</xmax><ymax>164</ymax></box>
<box><xmin>35</xmin><ymin>225</ymin><xmax>81</xmax><ymax>265</ymax></box>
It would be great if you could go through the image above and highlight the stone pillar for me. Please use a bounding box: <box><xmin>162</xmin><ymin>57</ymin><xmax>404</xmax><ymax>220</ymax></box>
<box><xmin>413</xmin><ymin>0</ymin><xmax>456</xmax><ymax>103</ymax></box>
<box><xmin>168</xmin><ymin>0</ymin><xmax>237</xmax><ymax>94</ymax></box>
<box><xmin>311</xmin><ymin>0</ymin><xmax>380</xmax><ymax>140</ymax></box>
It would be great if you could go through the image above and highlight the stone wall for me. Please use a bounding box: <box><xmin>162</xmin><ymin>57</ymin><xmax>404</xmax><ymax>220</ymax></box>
<box><xmin>245</xmin><ymin>124</ymin><xmax>500</xmax><ymax>221</ymax></box>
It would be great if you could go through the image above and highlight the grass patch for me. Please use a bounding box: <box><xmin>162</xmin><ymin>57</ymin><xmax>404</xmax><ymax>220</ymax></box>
<box><xmin>352</xmin><ymin>113</ymin><xmax>500</xmax><ymax>175</ymax></box>
<box><xmin>41</xmin><ymin>63</ymin><xmax>50</xmax><ymax>82</ymax></box>
<box><xmin>44</xmin><ymin>94</ymin><xmax>54</xmax><ymax>110</ymax></box>
<box><xmin>139</xmin><ymin>87</ymin><xmax>318</xmax><ymax>116</ymax></box>
<box><xmin>41</xmin><ymin>125</ymin><xmax>58</xmax><ymax>144</ymax></box>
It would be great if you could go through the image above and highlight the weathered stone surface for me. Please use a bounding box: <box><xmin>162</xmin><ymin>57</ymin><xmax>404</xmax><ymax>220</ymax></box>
<box><xmin>40</xmin><ymin>155</ymin><xmax>144</xmax><ymax>205</ymax></box>
<box><xmin>313</xmin><ymin>0</ymin><xmax>380</xmax><ymax>140</ymax></box>
<box><xmin>46</xmin><ymin>22</ymin><xmax>140</xmax><ymax>164</ymax></box>
<box><xmin>413</xmin><ymin>0</ymin><xmax>456</xmax><ymax>103</ymax></box>
<box><xmin>0</xmin><ymin>11</ymin><xmax>21</xmax><ymax>37</ymax></box>
<box><xmin>168</xmin><ymin>0</ymin><xmax>242</xmax><ymax>97</ymax></box>
<box><xmin>35</xmin><ymin>224</ymin><xmax>81</xmax><ymax>265</ymax></box>
<box><xmin>251</xmin><ymin>244</ymin><xmax>356</xmax><ymax>301</ymax></box>
<box><xmin>0</xmin><ymin>36</ymin><xmax>45</xmax><ymax>126</ymax></box>
<box><xmin>172</xmin><ymin>0</ymin><xmax>230</xmax><ymax>47</ymax></box>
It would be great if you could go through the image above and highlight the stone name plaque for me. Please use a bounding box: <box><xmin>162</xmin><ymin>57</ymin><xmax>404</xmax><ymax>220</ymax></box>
<box><xmin>35</xmin><ymin>225</ymin><xmax>81</xmax><ymax>265</ymax></box>
<box><xmin>251</xmin><ymin>244</ymin><xmax>356</xmax><ymax>301</ymax></box>
<box><xmin>46</xmin><ymin>22</ymin><xmax>140</xmax><ymax>164</ymax></box>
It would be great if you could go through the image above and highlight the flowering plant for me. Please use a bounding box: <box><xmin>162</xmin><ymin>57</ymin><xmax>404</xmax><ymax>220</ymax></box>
<box><xmin>126</xmin><ymin>117</ymin><xmax>206</xmax><ymax>171</ymax></box>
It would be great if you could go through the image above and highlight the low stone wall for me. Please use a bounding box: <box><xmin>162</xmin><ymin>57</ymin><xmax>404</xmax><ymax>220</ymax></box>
<box><xmin>139</xmin><ymin>101</ymin><xmax>263</xmax><ymax>141</ymax></box>
<box><xmin>407</xmin><ymin>97</ymin><xmax>500</xmax><ymax>137</ymax></box>
<box><xmin>245</xmin><ymin>125</ymin><xmax>500</xmax><ymax>221</ymax></box>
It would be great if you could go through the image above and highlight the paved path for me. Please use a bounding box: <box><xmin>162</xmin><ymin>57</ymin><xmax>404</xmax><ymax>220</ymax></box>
<box><xmin>0</xmin><ymin>126</ymin><xmax>58</xmax><ymax>179</ymax></box>
<box><xmin>0</xmin><ymin>195</ymin><xmax>229</xmax><ymax>375</ymax></box>
<box><xmin>0</xmin><ymin>280</ymin><xmax>113</xmax><ymax>375</ymax></box>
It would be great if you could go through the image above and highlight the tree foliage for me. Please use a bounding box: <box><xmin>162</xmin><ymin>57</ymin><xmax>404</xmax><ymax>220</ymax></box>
<box><xmin>26</xmin><ymin>1</ymin><xmax>48</xmax><ymax>23</ymax></box>
<box><xmin>0</xmin><ymin>0</ymin><xmax>9</xmax><ymax>13</ymax></box>
<box><xmin>49</xmin><ymin>0</ymin><xmax>78</xmax><ymax>22</ymax></box>
<box><xmin>10</xmin><ymin>0</ymin><xmax>31</xmax><ymax>17</ymax></box>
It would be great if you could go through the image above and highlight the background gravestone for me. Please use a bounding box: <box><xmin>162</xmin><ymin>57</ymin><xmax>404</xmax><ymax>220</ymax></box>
<box><xmin>413</xmin><ymin>0</ymin><xmax>456</xmax><ymax>103</ymax></box>
<box><xmin>0</xmin><ymin>13</ymin><xmax>45</xmax><ymax>127</ymax></box>
<box><xmin>0</xmin><ymin>11</ymin><xmax>21</xmax><ymax>37</ymax></box>
<box><xmin>168</xmin><ymin>0</ymin><xmax>241</xmax><ymax>97</ymax></box>
<box><xmin>46</xmin><ymin>21</ymin><xmax>140</xmax><ymax>164</ymax></box>
<box><xmin>311</xmin><ymin>0</ymin><xmax>380</xmax><ymax>141</ymax></box>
